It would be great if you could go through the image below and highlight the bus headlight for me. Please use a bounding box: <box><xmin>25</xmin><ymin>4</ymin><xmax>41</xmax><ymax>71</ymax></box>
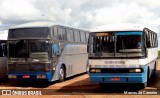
<box><xmin>37</xmin><ymin>75</ymin><xmax>46</xmax><ymax>79</ymax></box>
<box><xmin>90</xmin><ymin>69</ymin><xmax>101</xmax><ymax>73</ymax></box>
<box><xmin>129</xmin><ymin>69</ymin><xmax>142</xmax><ymax>73</ymax></box>
<box><xmin>8</xmin><ymin>75</ymin><xmax>17</xmax><ymax>79</ymax></box>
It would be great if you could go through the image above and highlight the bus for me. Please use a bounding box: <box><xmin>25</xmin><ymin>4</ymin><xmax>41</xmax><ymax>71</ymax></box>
<box><xmin>88</xmin><ymin>23</ymin><xmax>158</xmax><ymax>88</ymax></box>
<box><xmin>0</xmin><ymin>30</ymin><xmax>7</xmax><ymax>79</ymax></box>
<box><xmin>7</xmin><ymin>21</ymin><xmax>89</xmax><ymax>82</ymax></box>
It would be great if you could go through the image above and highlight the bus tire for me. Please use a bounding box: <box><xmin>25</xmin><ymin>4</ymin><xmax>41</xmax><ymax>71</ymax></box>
<box><xmin>59</xmin><ymin>66</ymin><xmax>66</xmax><ymax>82</ymax></box>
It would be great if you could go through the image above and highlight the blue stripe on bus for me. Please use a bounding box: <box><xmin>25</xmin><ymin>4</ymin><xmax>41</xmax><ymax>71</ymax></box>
<box><xmin>7</xmin><ymin>71</ymin><xmax>53</xmax><ymax>82</ymax></box>
<box><xmin>115</xmin><ymin>32</ymin><xmax>142</xmax><ymax>35</ymax></box>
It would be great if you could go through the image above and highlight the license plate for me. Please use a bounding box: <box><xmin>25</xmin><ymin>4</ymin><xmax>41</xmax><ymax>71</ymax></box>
<box><xmin>23</xmin><ymin>75</ymin><xmax>30</xmax><ymax>78</ymax></box>
<box><xmin>110</xmin><ymin>77</ymin><xmax>120</xmax><ymax>81</ymax></box>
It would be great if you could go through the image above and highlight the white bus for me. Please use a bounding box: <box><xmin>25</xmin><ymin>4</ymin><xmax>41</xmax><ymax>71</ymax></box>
<box><xmin>7</xmin><ymin>21</ymin><xmax>89</xmax><ymax>82</ymax></box>
<box><xmin>0</xmin><ymin>30</ymin><xmax>8</xmax><ymax>79</ymax></box>
<box><xmin>88</xmin><ymin>23</ymin><xmax>158</xmax><ymax>88</ymax></box>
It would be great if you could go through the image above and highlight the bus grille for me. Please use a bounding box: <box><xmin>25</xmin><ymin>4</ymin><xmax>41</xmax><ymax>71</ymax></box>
<box><xmin>101</xmin><ymin>68</ymin><xmax>130</xmax><ymax>73</ymax></box>
<box><xmin>8</xmin><ymin>64</ymin><xmax>45</xmax><ymax>72</ymax></box>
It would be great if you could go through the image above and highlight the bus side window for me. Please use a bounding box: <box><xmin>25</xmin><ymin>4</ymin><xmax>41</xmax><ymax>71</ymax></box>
<box><xmin>62</xmin><ymin>28</ymin><xmax>67</xmax><ymax>41</ymax></box>
<box><xmin>86</xmin><ymin>33</ymin><xmax>89</xmax><ymax>43</ymax></box>
<box><xmin>74</xmin><ymin>30</ymin><xmax>80</xmax><ymax>42</ymax></box>
<box><xmin>80</xmin><ymin>31</ymin><xmax>86</xmax><ymax>43</ymax></box>
<box><xmin>58</xmin><ymin>28</ymin><xmax>63</xmax><ymax>40</ymax></box>
<box><xmin>53</xmin><ymin>27</ymin><xmax>58</xmax><ymax>39</ymax></box>
<box><xmin>145</xmin><ymin>31</ymin><xmax>151</xmax><ymax>48</ymax></box>
<box><xmin>67</xmin><ymin>28</ymin><xmax>74</xmax><ymax>42</ymax></box>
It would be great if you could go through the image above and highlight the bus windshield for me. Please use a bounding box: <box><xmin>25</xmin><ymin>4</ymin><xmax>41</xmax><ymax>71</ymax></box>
<box><xmin>8</xmin><ymin>40</ymin><xmax>51</xmax><ymax>62</ymax></box>
<box><xmin>8</xmin><ymin>27</ymin><xmax>50</xmax><ymax>39</ymax></box>
<box><xmin>89</xmin><ymin>31</ymin><xmax>145</xmax><ymax>58</ymax></box>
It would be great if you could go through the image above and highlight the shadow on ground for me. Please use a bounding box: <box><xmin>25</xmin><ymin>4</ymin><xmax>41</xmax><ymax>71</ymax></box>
<box><xmin>0</xmin><ymin>73</ymin><xmax>87</xmax><ymax>88</ymax></box>
<box><xmin>55</xmin><ymin>70</ymin><xmax>160</xmax><ymax>94</ymax></box>
<box><xmin>54</xmin><ymin>79</ymin><xmax>144</xmax><ymax>94</ymax></box>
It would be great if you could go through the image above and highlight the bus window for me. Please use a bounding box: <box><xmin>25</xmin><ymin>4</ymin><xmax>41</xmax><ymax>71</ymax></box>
<box><xmin>74</xmin><ymin>30</ymin><xmax>80</xmax><ymax>42</ymax></box>
<box><xmin>67</xmin><ymin>29</ymin><xmax>74</xmax><ymax>42</ymax></box>
<box><xmin>86</xmin><ymin>33</ymin><xmax>89</xmax><ymax>43</ymax></box>
<box><xmin>53</xmin><ymin>27</ymin><xmax>58</xmax><ymax>39</ymax></box>
<box><xmin>80</xmin><ymin>31</ymin><xmax>86</xmax><ymax>43</ymax></box>
<box><xmin>58</xmin><ymin>28</ymin><xmax>63</xmax><ymax>40</ymax></box>
<box><xmin>62</xmin><ymin>28</ymin><xmax>67</xmax><ymax>40</ymax></box>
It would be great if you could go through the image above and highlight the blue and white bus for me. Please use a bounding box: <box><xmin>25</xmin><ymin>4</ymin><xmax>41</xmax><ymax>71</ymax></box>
<box><xmin>7</xmin><ymin>21</ymin><xmax>89</xmax><ymax>82</ymax></box>
<box><xmin>88</xmin><ymin>23</ymin><xmax>158</xmax><ymax>88</ymax></box>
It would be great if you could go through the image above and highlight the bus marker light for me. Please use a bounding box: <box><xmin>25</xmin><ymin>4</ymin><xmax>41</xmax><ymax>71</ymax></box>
<box><xmin>37</xmin><ymin>75</ymin><xmax>41</xmax><ymax>79</ymax></box>
<box><xmin>135</xmin><ymin>69</ymin><xmax>141</xmax><ymax>72</ymax></box>
<box><xmin>95</xmin><ymin>69</ymin><xmax>101</xmax><ymax>72</ymax></box>
<box><xmin>8</xmin><ymin>75</ymin><xmax>17</xmax><ymax>79</ymax></box>
<box><xmin>8</xmin><ymin>75</ymin><xmax>12</xmax><ymax>78</ymax></box>
<box><xmin>41</xmin><ymin>75</ymin><xmax>46</xmax><ymax>79</ymax></box>
<box><xmin>37</xmin><ymin>75</ymin><xmax>46</xmax><ymax>79</ymax></box>
<box><xmin>12</xmin><ymin>75</ymin><xmax>17</xmax><ymax>79</ymax></box>
<box><xmin>111</xmin><ymin>77</ymin><xmax>120</xmax><ymax>81</ymax></box>
<box><xmin>23</xmin><ymin>75</ymin><xmax>30</xmax><ymax>78</ymax></box>
<box><xmin>129</xmin><ymin>69</ymin><xmax>141</xmax><ymax>73</ymax></box>
<box><xmin>90</xmin><ymin>69</ymin><xmax>96</xmax><ymax>72</ymax></box>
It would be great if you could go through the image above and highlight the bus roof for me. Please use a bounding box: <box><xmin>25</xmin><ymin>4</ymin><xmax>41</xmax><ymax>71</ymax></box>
<box><xmin>91</xmin><ymin>23</ymin><xmax>146</xmax><ymax>32</ymax></box>
<box><xmin>10</xmin><ymin>21</ymin><xmax>59</xmax><ymax>29</ymax></box>
<box><xmin>0</xmin><ymin>30</ymin><xmax>8</xmax><ymax>40</ymax></box>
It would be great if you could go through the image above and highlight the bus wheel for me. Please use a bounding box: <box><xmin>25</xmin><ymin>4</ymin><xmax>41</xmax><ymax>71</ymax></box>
<box><xmin>59</xmin><ymin>66</ymin><xmax>65</xmax><ymax>82</ymax></box>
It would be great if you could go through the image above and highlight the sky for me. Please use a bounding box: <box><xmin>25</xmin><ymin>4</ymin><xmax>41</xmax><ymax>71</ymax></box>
<box><xmin>0</xmin><ymin>0</ymin><xmax>160</xmax><ymax>34</ymax></box>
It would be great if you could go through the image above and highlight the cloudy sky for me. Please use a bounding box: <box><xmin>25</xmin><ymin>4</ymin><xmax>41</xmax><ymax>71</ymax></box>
<box><xmin>0</xmin><ymin>0</ymin><xmax>160</xmax><ymax>32</ymax></box>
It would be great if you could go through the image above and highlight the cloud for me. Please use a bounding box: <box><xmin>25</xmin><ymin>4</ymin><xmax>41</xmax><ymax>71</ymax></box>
<box><xmin>0</xmin><ymin>0</ymin><xmax>42</xmax><ymax>20</ymax></box>
<box><xmin>0</xmin><ymin>21</ymin><xmax>2</xmax><ymax>26</ymax></box>
<box><xmin>0</xmin><ymin>0</ymin><xmax>160</xmax><ymax>32</ymax></box>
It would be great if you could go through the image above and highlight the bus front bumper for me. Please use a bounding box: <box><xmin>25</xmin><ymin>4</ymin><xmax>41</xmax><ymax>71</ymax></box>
<box><xmin>7</xmin><ymin>72</ymin><xmax>53</xmax><ymax>82</ymax></box>
<box><xmin>89</xmin><ymin>73</ymin><xmax>147</xmax><ymax>83</ymax></box>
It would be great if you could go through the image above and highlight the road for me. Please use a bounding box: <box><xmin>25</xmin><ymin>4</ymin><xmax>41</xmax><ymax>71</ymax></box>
<box><xmin>0</xmin><ymin>61</ymin><xmax>160</xmax><ymax>98</ymax></box>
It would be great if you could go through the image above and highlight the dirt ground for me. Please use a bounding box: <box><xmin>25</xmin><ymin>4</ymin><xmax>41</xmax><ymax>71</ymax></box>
<box><xmin>0</xmin><ymin>60</ymin><xmax>160</xmax><ymax>98</ymax></box>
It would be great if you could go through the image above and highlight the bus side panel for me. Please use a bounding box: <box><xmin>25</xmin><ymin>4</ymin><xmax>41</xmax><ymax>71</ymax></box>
<box><xmin>60</xmin><ymin>44</ymin><xmax>87</xmax><ymax>77</ymax></box>
<box><xmin>51</xmin><ymin>44</ymin><xmax>88</xmax><ymax>81</ymax></box>
<box><xmin>145</xmin><ymin>48</ymin><xmax>158</xmax><ymax>79</ymax></box>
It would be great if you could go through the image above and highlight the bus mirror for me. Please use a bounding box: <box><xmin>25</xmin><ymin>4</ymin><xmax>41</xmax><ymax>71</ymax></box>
<box><xmin>146</xmin><ymin>39</ymin><xmax>150</xmax><ymax>47</ymax></box>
